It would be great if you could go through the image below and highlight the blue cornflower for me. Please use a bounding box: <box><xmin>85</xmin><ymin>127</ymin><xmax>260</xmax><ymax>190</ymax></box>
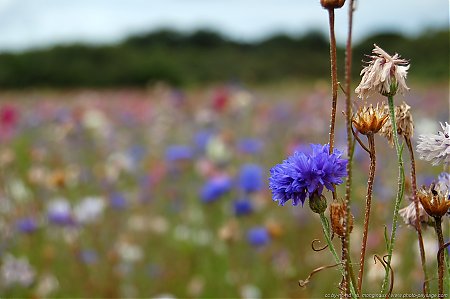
<box><xmin>238</xmin><ymin>164</ymin><xmax>264</xmax><ymax>193</ymax></box>
<box><xmin>165</xmin><ymin>145</ymin><xmax>194</xmax><ymax>162</ymax></box>
<box><xmin>237</xmin><ymin>138</ymin><xmax>263</xmax><ymax>154</ymax></box>
<box><xmin>247</xmin><ymin>227</ymin><xmax>270</xmax><ymax>247</ymax></box>
<box><xmin>200</xmin><ymin>176</ymin><xmax>232</xmax><ymax>203</ymax></box>
<box><xmin>110</xmin><ymin>192</ymin><xmax>127</xmax><ymax>210</ymax></box>
<box><xmin>193</xmin><ymin>129</ymin><xmax>215</xmax><ymax>152</ymax></box>
<box><xmin>16</xmin><ymin>217</ymin><xmax>38</xmax><ymax>234</ymax></box>
<box><xmin>269</xmin><ymin>143</ymin><xmax>347</xmax><ymax>206</ymax></box>
<box><xmin>233</xmin><ymin>198</ymin><xmax>253</xmax><ymax>216</ymax></box>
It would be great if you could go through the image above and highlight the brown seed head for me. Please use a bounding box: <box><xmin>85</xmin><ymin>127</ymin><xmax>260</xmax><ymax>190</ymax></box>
<box><xmin>320</xmin><ymin>0</ymin><xmax>345</xmax><ymax>9</ymax></box>
<box><xmin>330</xmin><ymin>202</ymin><xmax>353</xmax><ymax>237</ymax></box>
<box><xmin>418</xmin><ymin>184</ymin><xmax>450</xmax><ymax>218</ymax></box>
<box><xmin>352</xmin><ymin>103</ymin><xmax>389</xmax><ymax>135</ymax></box>
<box><xmin>381</xmin><ymin>101</ymin><xmax>414</xmax><ymax>146</ymax></box>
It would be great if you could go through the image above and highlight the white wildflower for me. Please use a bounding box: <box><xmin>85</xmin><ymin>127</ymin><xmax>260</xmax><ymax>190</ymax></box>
<box><xmin>355</xmin><ymin>44</ymin><xmax>409</xmax><ymax>99</ymax></box>
<box><xmin>1</xmin><ymin>254</ymin><xmax>36</xmax><ymax>287</ymax></box>
<box><xmin>416</xmin><ymin>122</ymin><xmax>450</xmax><ymax>165</ymax></box>
<box><xmin>399</xmin><ymin>200</ymin><xmax>430</xmax><ymax>228</ymax></box>
<box><xmin>73</xmin><ymin>196</ymin><xmax>105</xmax><ymax>224</ymax></box>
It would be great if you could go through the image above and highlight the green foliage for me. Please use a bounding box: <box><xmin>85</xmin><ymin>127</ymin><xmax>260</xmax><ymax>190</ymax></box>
<box><xmin>0</xmin><ymin>29</ymin><xmax>447</xmax><ymax>88</ymax></box>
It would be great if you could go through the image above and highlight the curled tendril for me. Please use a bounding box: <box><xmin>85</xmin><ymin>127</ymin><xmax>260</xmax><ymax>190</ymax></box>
<box><xmin>311</xmin><ymin>239</ymin><xmax>329</xmax><ymax>252</ymax></box>
<box><xmin>298</xmin><ymin>263</ymin><xmax>343</xmax><ymax>288</ymax></box>
<box><xmin>351</xmin><ymin>124</ymin><xmax>371</xmax><ymax>154</ymax></box>
<box><xmin>373</xmin><ymin>254</ymin><xmax>394</xmax><ymax>299</ymax></box>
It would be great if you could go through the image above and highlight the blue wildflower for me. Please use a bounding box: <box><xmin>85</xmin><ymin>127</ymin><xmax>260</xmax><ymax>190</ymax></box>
<box><xmin>233</xmin><ymin>198</ymin><xmax>253</xmax><ymax>216</ymax></box>
<box><xmin>16</xmin><ymin>217</ymin><xmax>38</xmax><ymax>234</ymax></box>
<box><xmin>269</xmin><ymin>143</ymin><xmax>348</xmax><ymax>206</ymax></box>
<box><xmin>238</xmin><ymin>164</ymin><xmax>264</xmax><ymax>193</ymax></box>
<box><xmin>110</xmin><ymin>192</ymin><xmax>127</xmax><ymax>210</ymax></box>
<box><xmin>165</xmin><ymin>145</ymin><xmax>193</xmax><ymax>162</ymax></box>
<box><xmin>79</xmin><ymin>249</ymin><xmax>98</xmax><ymax>265</ymax></box>
<box><xmin>247</xmin><ymin>227</ymin><xmax>270</xmax><ymax>247</ymax></box>
<box><xmin>200</xmin><ymin>176</ymin><xmax>232</xmax><ymax>203</ymax></box>
<box><xmin>237</xmin><ymin>138</ymin><xmax>263</xmax><ymax>154</ymax></box>
<box><xmin>193</xmin><ymin>130</ymin><xmax>214</xmax><ymax>152</ymax></box>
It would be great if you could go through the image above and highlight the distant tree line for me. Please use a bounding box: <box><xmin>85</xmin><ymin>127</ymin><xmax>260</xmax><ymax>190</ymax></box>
<box><xmin>0</xmin><ymin>29</ymin><xmax>447</xmax><ymax>88</ymax></box>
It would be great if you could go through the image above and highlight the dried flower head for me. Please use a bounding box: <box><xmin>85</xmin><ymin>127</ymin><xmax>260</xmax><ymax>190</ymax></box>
<box><xmin>399</xmin><ymin>198</ymin><xmax>431</xmax><ymax>229</ymax></box>
<box><xmin>352</xmin><ymin>103</ymin><xmax>389</xmax><ymax>135</ymax></box>
<box><xmin>381</xmin><ymin>101</ymin><xmax>414</xmax><ymax>146</ymax></box>
<box><xmin>355</xmin><ymin>44</ymin><xmax>410</xmax><ymax>99</ymax></box>
<box><xmin>416</xmin><ymin>122</ymin><xmax>450</xmax><ymax>166</ymax></box>
<box><xmin>330</xmin><ymin>201</ymin><xmax>353</xmax><ymax>237</ymax></box>
<box><xmin>418</xmin><ymin>184</ymin><xmax>450</xmax><ymax>218</ymax></box>
<box><xmin>320</xmin><ymin>0</ymin><xmax>345</xmax><ymax>9</ymax></box>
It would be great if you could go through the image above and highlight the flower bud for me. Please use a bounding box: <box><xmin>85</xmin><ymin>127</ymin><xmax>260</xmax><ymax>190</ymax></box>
<box><xmin>308</xmin><ymin>192</ymin><xmax>327</xmax><ymax>214</ymax></box>
<box><xmin>330</xmin><ymin>202</ymin><xmax>353</xmax><ymax>237</ymax></box>
<box><xmin>320</xmin><ymin>0</ymin><xmax>345</xmax><ymax>9</ymax></box>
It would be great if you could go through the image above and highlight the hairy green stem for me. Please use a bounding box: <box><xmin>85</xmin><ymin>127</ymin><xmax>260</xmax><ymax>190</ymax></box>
<box><xmin>405</xmin><ymin>137</ymin><xmax>429</xmax><ymax>294</ymax></box>
<box><xmin>319</xmin><ymin>213</ymin><xmax>357</xmax><ymax>298</ymax></box>
<box><xmin>357</xmin><ymin>134</ymin><xmax>376</xmax><ymax>294</ymax></box>
<box><xmin>381</xmin><ymin>95</ymin><xmax>405</xmax><ymax>293</ymax></box>
<box><xmin>343</xmin><ymin>1</ymin><xmax>356</xmax><ymax>294</ymax></box>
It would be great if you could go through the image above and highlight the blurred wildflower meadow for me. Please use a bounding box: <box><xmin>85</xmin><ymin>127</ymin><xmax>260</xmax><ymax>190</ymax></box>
<box><xmin>0</xmin><ymin>1</ymin><xmax>449</xmax><ymax>299</ymax></box>
<box><xmin>0</xmin><ymin>81</ymin><xmax>447</xmax><ymax>297</ymax></box>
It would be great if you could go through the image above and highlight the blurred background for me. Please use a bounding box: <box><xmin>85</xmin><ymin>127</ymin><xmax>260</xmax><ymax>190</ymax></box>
<box><xmin>0</xmin><ymin>0</ymin><xmax>448</xmax><ymax>298</ymax></box>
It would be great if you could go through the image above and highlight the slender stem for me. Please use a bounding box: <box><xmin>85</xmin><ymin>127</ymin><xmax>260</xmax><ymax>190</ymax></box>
<box><xmin>319</xmin><ymin>213</ymin><xmax>357</xmax><ymax>298</ymax></box>
<box><xmin>434</xmin><ymin>216</ymin><xmax>444</xmax><ymax>295</ymax></box>
<box><xmin>405</xmin><ymin>137</ymin><xmax>429</xmax><ymax>294</ymax></box>
<box><xmin>327</xmin><ymin>8</ymin><xmax>338</xmax><ymax>154</ymax></box>
<box><xmin>357</xmin><ymin>134</ymin><xmax>376</xmax><ymax>295</ymax></box>
<box><xmin>381</xmin><ymin>95</ymin><xmax>405</xmax><ymax>293</ymax></box>
<box><xmin>343</xmin><ymin>1</ymin><xmax>356</xmax><ymax>296</ymax></box>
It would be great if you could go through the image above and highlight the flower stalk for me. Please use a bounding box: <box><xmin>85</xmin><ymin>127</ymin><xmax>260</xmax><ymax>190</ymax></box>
<box><xmin>381</xmin><ymin>95</ymin><xmax>405</xmax><ymax>293</ymax></box>
<box><xmin>319</xmin><ymin>212</ymin><xmax>357</xmax><ymax>298</ymax></box>
<box><xmin>357</xmin><ymin>133</ymin><xmax>376</xmax><ymax>295</ymax></box>
<box><xmin>433</xmin><ymin>216</ymin><xmax>444</xmax><ymax>295</ymax></box>
<box><xmin>343</xmin><ymin>1</ymin><xmax>356</xmax><ymax>295</ymax></box>
<box><xmin>405</xmin><ymin>137</ymin><xmax>429</xmax><ymax>294</ymax></box>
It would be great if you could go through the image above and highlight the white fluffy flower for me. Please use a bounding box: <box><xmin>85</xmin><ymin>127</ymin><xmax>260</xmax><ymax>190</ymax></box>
<box><xmin>399</xmin><ymin>200</ymin><xmax>430</xmax><ymax>228</ymax></box>
<box><xmin>73</xmin><ymin>196</ymin><xmax>105</xmax><ymax>224</ymax></box>
<box><xmin>416</xmin><ymin>122</ymin><xmax>450</xmax><ymax>165</ymax></box>
<box><xmin>1</xmin><ymin>254</ymin><xmax>36</xmax><ymax>287</ymax></box>
<box><xmin>355</xmin><ymin>44</ymin><xmax>410</xmax><ymax>99</ymax></box>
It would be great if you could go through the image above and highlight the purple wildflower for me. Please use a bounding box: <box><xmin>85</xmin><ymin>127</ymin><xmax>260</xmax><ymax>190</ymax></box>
<box><xmin>237</xmin><ymin>138</ymin><xmax>263</xmax><ymax>154</ymax></box>
<box><xmin>165</xmin><ymin>145</ymin><xmax>193</xmax><ymax>162</ymax></box>
<box><xmin>200</xmin><ymin>176</ymin><xmax>232</xmax><ymax>203</ymax></box>
<box><xmin>110</xmin><ymin>192</ymin><xmax>127</xmax><ymax>210</ymax></box>
<box><xmin>269</xmin><ymin>143</ymin><xmax>347</xmax><ymax>206</ymax></box>
<box><xmin>233</xmin><ymin>198</ymin><xmax>253</xmax><ymax>216</ymax></box>
<box><xmin>238</xmin><ymin>164</ymin><xmax>264</xmax><ymax>193</ymax></box>
<box><xmin>247</xmin><ymin>227</ymin><xmax>270</xmax><ymax>247</ymax></box>
<box><xmin>16</xmin><ymin>217</ymin><xmax>38</xmax><ymax>234</ymax></box>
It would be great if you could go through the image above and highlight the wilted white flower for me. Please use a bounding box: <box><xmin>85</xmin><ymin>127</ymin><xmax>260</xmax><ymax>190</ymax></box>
<box><xmin>73</xmin><ymin>196</ymin><xmax>105</xmax><ymax>224</ymax></box>
<box><xmin>399</xmin><ymin>200</ymin><xmax>431</xmax><ymax>228</ymax></box>
<box><xmin>355</xmin><ymin>44</ymin><xmax>409</xmax><ymax>99</ymax></box>
<box><xmin>381</xmin><ymin>101</ymin><xmax>414</xmax><ymax>146</ymax></box>
<box><xmin>1</xmin><ymin>254</ymin><xmax>36</xmax><ymax>287</ymax></box>
<box><xmin>416</xmin><ymin>122</ymin><xmax>450</xmax><ymax>165</ymax></box>
<box><xmin>436</xmin><ymin>172</ymin><xmax>449</xmax><ymax>194</ymax></box>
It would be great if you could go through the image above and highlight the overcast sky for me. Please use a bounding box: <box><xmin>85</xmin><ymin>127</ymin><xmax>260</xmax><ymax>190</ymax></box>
<box><xmin>0</xmin><ymin>0</ymin><xmax>447</xmax><ymax>52</ymax></box>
